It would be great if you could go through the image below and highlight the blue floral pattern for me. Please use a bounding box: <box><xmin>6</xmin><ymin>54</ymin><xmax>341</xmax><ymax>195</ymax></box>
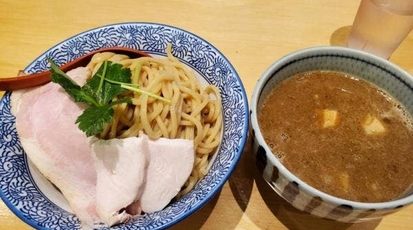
<box><xmin>0</xmin><ymin>22</ymin><xmax>249</xmax><ymax>230</ymax></box>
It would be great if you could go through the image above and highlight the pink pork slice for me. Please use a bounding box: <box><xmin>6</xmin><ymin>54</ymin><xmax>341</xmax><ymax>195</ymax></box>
<box><xmin>140</xmin><ymin>137</ymin><xmax>195</xmax><ymax>213</ymax></box>
<box><xmin>11</xmin><ymin>65</ymin><xmax>195</xmax><ymax>227</ymax></box>
<box><xmin>10</xmin><ymin>67</ymin><xmax>100</xmax><ymax>228</ymax></box>
<box><xmin>91</xmin><ymin>136</ymin><xmax>149</xmax><ymax>227</ymax></box>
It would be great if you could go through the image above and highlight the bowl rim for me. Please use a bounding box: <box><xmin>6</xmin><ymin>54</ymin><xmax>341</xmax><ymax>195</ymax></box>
<box><xmin>250</xmin><ymin>45</ymin><xmax>413</xmax><ymax>210</ymax></box>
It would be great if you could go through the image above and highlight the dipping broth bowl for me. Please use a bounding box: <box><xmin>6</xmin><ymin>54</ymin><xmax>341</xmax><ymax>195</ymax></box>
<box><xmin>250</xmin><ymin>46</ymin><xmax>413</xmax><ymax>222</ymax></box>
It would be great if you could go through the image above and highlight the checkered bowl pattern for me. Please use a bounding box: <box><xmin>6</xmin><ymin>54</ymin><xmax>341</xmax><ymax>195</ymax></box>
<box><xmin>250</xmin><ymin>46</ymin><xmax>413</xmax><ymax>222</ymax></box>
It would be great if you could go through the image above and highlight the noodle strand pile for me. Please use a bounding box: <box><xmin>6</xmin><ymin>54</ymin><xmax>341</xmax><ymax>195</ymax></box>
<box><xmin>86</xmin><ymin>45</ymin><xmax>222</xmax><ymax>196</ymax></box>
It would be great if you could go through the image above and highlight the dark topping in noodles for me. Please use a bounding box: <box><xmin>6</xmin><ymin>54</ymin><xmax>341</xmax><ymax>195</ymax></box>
<box><xmin>258</xmin><ymin>71</ymin><xmax>413</xmax><ymax>203</ymax></box>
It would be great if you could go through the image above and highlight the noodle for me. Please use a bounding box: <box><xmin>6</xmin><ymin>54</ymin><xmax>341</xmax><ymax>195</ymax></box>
<box><xmin>86</xmin><ymin>45</ymin><xmax>222</xmax><ymax>197</ymax></box>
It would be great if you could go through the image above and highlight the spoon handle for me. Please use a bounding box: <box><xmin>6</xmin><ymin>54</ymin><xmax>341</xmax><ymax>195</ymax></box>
<box><xmin>0</xmin><ymin>56</ymin><xmax>93</xmax><ymax>92</ymax></box>
<box><xmin>0</xmin><ymin>71</ymin><xmax>51</xmax><ymax>91</ymax></box>
<box><xmin>0</xmin><ymin>47</ymin><xmax>150</xmax><ymax>92</ymax></box>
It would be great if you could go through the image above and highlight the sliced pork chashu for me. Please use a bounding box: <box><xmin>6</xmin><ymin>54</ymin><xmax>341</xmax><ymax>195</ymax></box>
<box><xmin>92</xmin><ymin>134</ymin><xmax>195</xmax><ymax>224</ymax></box>
<box><xmin>11</xmin><ymin>66</ymin><xmax>196</xmax><ymax>228</ymax></box>
<box><xmin>140</xmin><ymin>137</ymin><xmax>194</xmax><ymax>213</ymax></box>
<box><xmin>11</xmin><ymin>67</ymin><xmax>99</xmax><ymax>228</ymax></box>
<box><xmin>91</xmin><ymin>136</ymin><xmax>149</xmax><ymax>226</ymax></box>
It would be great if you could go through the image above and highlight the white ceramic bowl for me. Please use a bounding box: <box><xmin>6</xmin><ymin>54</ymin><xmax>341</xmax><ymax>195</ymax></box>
<box><xmin>250</xmin><ymin>46</ymin><xmax>413</xmax><ymax>222</ymax></box>
<box><xmin>0</xmin><ymin>22</ymin><xmax>249</xmax><ymax>230</ymax></box>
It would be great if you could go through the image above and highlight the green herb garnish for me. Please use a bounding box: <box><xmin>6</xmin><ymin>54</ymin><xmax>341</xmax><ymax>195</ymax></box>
<box><xmin>49</xmin><ymin>59</ymin><xmax>170</xmax><ymax>137</ymax></box>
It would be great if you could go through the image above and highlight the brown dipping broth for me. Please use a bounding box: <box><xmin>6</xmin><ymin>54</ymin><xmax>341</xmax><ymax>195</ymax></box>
<box><xmin>258</xmin><ymin>70</ymin><xmax>413</xmax><ymax>203</ymax></box>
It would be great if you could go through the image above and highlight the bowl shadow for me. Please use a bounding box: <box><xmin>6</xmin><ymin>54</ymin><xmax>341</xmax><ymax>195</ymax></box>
<box><xmin>170</xmin><ymin>134</ymin><xmax>255</xmax><ymax>229</ymax></box>
<box><xmin>169</xmin><ymin>189</ymin><xmax>221</xmax><ymax>230</ymax></box>
<box><xmin>227</xmin><ymin>132</ymin><xmax>255</xmax><ymax>212</ymax></box>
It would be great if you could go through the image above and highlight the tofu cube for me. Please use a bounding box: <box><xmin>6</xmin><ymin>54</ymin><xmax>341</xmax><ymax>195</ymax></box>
<box><xmin>363</xmin><ymin>114</ymin><xmax>386</xmax><ymax>135</ymax></box>
<box><xmin>322</xmin><ymin>109</ymin><xmax>338</xmax><ymax>128</ymax></box>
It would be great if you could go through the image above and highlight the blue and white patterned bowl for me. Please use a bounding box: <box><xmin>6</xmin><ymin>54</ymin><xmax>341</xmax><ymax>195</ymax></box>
<box><xmin>250</xmin><ymin>46</ymin><xmax>413</xmax><ymax>222</ymax></box>
<box><xmin>0</xmin><ymin>22</ymin><xmax>249</xmax><ymax>229</ymax></box>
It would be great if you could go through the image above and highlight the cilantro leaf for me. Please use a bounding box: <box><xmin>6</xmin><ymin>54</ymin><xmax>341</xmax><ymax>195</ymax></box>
<box><xmin>49</xmin><ymin>59</ymin><xmax>98</xmax><ymax>106</ymax></box>
<box><xmin>75</xmin><ymin>105</ymin><xmax>114</xmax><ymax>137</ymax></box>
<box><xmin>48</xmin><ymin>58</ymin><xmax>169</xmax><ymax>137</ymax></box>
<box><xmin>82</xmin><ymin>61</ymin><xmax>131</xmax><ymax>105</ymax></box>
<box><xmin>49</xmin><ymin>59</ymin><xmax>133</xmax><ymax>136</ymax></box>
<box><xmin>75</xmin><ymin>98</ymin><xmax>132</xmax><ymax>136</ymax></box>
